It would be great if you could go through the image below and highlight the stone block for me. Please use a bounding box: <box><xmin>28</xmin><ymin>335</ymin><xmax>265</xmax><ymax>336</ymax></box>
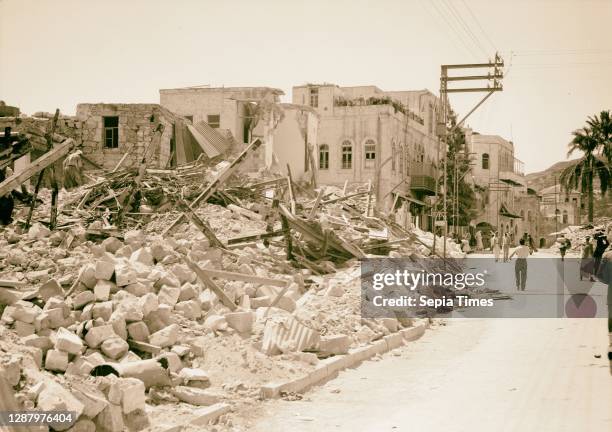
<box><xmin>73</xmin><ymin>290</ymin><xmax>95</xmax><ymax>309</ymax></box>
<box><xmin>171</xmin><ymin>386</ymin><xmax>219</xmax><ymax>406</ymax></box>
<box><xmin>37</xmin><ymin>380</ymin><xmax>84</xmax><ymax>428</ymax></box>
<box><xmin>45</xmin><ymin>307</ymin><xmax>66</xmax><ymax>329</ymax></box>
<box><xmin>15</xmin><ymin>320</ymin><xmax>35</xmax><ymax>337</ymax></box>
<box><xmin>93</xmin><ymin>280</ymin><xmax>112</xmax><ymax>301</ymax></box>
<box><xmin>92</xmin><ymin>301</ymin><xmax>113</xmax><ymax>321</ymax></box>
<box><xmin>80</xmin><ymin>264</ymin><xmax>97</xmax><ymax>289</ymax></box>
<box><xmin>45</xmin><ymin>349</ymin><xmax>68</xmax><ymax>372</ymax></box>
<box><xmin>107</xmin><ymin>378</ymin><xmax>146</xmax><ymax>414</ymax></box>
<box><xmin>174</xmin><ymin>300</ymin><xmax>201</xmax><ymax>320</ymax></box>
<box><xmin>55</xmin><ymin>327</ymin><xmax>83</xmax><ymax>355</ymax></box>
<box><xmin>158</xmin><ymin>285</ymin><xmax>180</xmax><ymax>306</ymax></box>
<box><xmin>130</xmin><ymin>247</ymin><xmax>154</xmax><ymax>267</ymax></box>
<box><xmin>178</xmin><ymin>283</ymin><xmax>197</xmax><ymax>302</ymax></box>
<box><xmin>224</xmin><ymin>311</ymin><xmax>253</xmax><ymax>334</ymax></box>
<box><xmin>12</xmin><ymin>305</ymin><xmax>39</xmax><ymax>323</ymax></box>
<box><xmin>100</xmin><ymin>337</ymin><xmax>129</xmax><ymax>360</ymax></box>
<box><xmin>38</xmin><ymin>278</ymin><xmax>63</xmax><ymax>301</ymax></box>
<box><xmin>22</xmin><ymin>334</ymin><xmax>53</xmax><ymax>351</ymax></box>
<box><xmin>127</xmin><ymin>321</ymin><xmax>150</xmax><ymax>342</ymax></box>
<box><xmin>139</xmin><ymin>293</ymin><xmax>158</xmax><ymax>316</ymax></box>
<box><xmin>84</xmin><ymin>324</ymin><xmax>116</xmax><ymax>348</ymax></box>
<box><xmin>94</xmin><ymin>403</ymin><xmax>124</xmax><ymax>432</ymax></box>
<box><xmin>101</xmin><ymin>237</ymin><xmax>123</xmax><ymax>254</ymax></box>
<box><xmin>71</xmin><ymin>384</ymin><xmax>108</xmax><ymax>418</ymax></box>
<box><xmin>148</xmin><ymin>323</ymin><xmax>179</xmax><ymax>348</ymax></box>
<box><xmin>317</xmin><ymin>334</ymin><xmax>351</xmax><ymax>356</ymax></box>
<box><xmin>94</xmin><ymin>259</ymin><xmax>115</xmax><ymax>281</ymax></box>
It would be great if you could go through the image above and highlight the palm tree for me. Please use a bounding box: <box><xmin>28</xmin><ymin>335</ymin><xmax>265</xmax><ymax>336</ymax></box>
<box><xmin>586</xmin><ymin>110</ymin><xmax>612</xmax><ymax>163</ymax></box>
<box><xmin>559</xmin><ymin>127</ymin><xmax>610</xmax><ymax>222</ymax></box>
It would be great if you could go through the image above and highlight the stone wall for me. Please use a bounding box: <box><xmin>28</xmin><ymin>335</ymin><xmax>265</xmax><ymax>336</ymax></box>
<box><xmin>76</xmin><ymin>104</ymin><xmax>174</xmax><ymax>170</ymax></box>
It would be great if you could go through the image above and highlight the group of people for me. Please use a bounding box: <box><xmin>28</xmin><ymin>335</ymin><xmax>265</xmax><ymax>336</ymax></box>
<box><xmin>580</xmin><ymin>228</ymin><xmax>611</xmax><ymax>281</ymax></box>
<box><xmin>489</xmin><ymin>231</ymin><xmax>536</xmax><ymax>262</ymax></box>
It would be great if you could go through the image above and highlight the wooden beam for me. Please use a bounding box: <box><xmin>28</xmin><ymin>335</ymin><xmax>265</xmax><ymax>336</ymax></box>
<box><xmin>162</xmin><ymin>138</ymin><xmax>262</xmax><ymax>235</ymax></box>
<box><xmin>307</xmin><ymin>188</ymin><xmax>324</xmax><ymax>220</ymax></box>
<box><xmin>200</xmin><ymin>268</ymin><xmax>288</xmax><ymax>287</ymax></box>
<box><xmin>182</xmin><ymin>256</ymin><xmax>237</xmax><ymax>311</ymax></box>
<box><xmin>0</xmin><ymin>138</ymin><xmax>75</xmax><ymax>197</ymax></box>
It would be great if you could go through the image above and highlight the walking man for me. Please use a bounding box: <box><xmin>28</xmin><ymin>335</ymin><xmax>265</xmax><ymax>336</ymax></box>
<box><xmin>558</xmin><ymin>234</ymin><xmax>571</xmax><ymax>262</ymax></box>
<box><xmin>491</xmin><ymin>232</ymin><xmax>500</xmax><ymax>262</ymax></box>
<box><xmin>502</xmin><ymin>232</ymin><xmax>510</xmax><ymax>262</ymax></box>
<box><xmin>580</xmin><ymin>236</ymin><xmax>595</xmax><ymax>281</ymax></box>
<box><xmin>594</xmin><ymin>229</ymin><xmax>610</xmax><ymax>276</ymax></box>
<box><xmin>510</xmin><ymin>238</ymin><xmax>531</xmax><ymax>291</ymax></box>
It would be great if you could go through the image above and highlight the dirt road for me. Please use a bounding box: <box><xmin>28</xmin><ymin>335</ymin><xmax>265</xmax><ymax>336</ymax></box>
<box><xmin>249</xmin><ymin>250</ymin><xmax>611</xmax><ymax>432</ymax></box>
<box><xmin>250</xmin><ymin>318</ymin><xmax>610</xmax><ymax>432</ymax></box>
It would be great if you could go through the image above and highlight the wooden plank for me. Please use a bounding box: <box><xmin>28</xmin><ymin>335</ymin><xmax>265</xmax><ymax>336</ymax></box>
<box><xmin>286</xmin><ymin>164</ymin><xmax>296</xmax><ymax>214</ymax></box>
<box><xmin>175</xmin><ymin>119</ymin><xmax>187</xmax><ymax>165</ymax></box>
<box><xmin>0</xmin><ymin>138</ymin><xmax>75</xmax><ymax>197</ymax></box>
<box><xmin>321</xmin><ymin>190</ymin><xmax>369</xmax><ymax>205</ymax></box>
<box><xmin>200</xmin><ymin>268</ymin><xmax>288</xmax><ymax>287</ymax></box>
<box><xmin>182</xmin><ymin>256</ymin><xmax>237</xmax><ymax>311</ymax></box>
<box><xmin>177</xmin><ymin>199</ymin><xmax>225</xmax><ymax>249</ymax></box>
<box><xmin>162</xmin><ymin>139</ymin><xmax>263</xmax><ymax>235</ymax></box>
<box><xmin>227</xmin><ymin>229</ymin><xmax>287</xmax><ymax>245</ymax></box>
<box><xmin>307</xmin><ymin>188</ymin><xmax>324</xmax><ymax>220</ymax></box>
<box><xmin>111</xmin><ymin>151</ymin><xmax>130</xmax><ymax>173</ymax></box>
<box><xmin>127</xmin><ymin>339</ymin><xmax>161</xmax><ymax>355</ymax></box>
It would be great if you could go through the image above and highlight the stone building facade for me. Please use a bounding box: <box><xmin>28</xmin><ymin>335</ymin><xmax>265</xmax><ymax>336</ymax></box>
<box><xmin>292</xmin><ymin>83</ymin><xmax>441</xmax><ymax>229</ymax></box>
<box><xmin>465</xmin><ymin>129</ymin><xmax>538</xmax><ymax>245</ymax></box>
<box><xmin>76</xmin><ymin>104</ymin><xmax>178</xmax><ymax>170</ymax></box>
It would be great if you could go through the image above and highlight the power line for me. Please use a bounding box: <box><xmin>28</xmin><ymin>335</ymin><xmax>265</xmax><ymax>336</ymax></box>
<box><xmin>441</xmin><ymin>0</ymin><xmax>489</xmax><ymax>58</ymax></box>
<box><xmin>417</xmin><ymin>0</ymin><xmax>471</xmax><ymax>57</ymax></box>
<box><xmin>461</xmin><ymin>0</ymin><xmax>497</xmax><ymax>52</ymax></box>
<box><xmin>430</xmin><ymin>0</ymin><xmax>481</xmax><ymax>60</ymax></box>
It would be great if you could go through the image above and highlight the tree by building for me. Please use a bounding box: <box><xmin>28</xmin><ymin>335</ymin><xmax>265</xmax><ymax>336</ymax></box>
<box><xmin>560</xmin><ymin>119</ymin><xmax>611</xmax><ymax>223</ymax></box>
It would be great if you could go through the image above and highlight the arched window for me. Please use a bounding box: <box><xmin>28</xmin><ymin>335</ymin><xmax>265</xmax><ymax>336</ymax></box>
<box><xmin>364</xmin><ymin>139</ymin><xmax>376</xmax><ymax>168</ymax></box>
<box><xmin>562</xmin><ymin>210</ymin><xmax>568</xmax><ymax>224</ymax></box>
<box><xmin>319</xmin><ymin>144</ymin><xmax>329</xmax><ymax>170</ymax></box>
<box><xmin>391</xmin><ymin>141</ymin><xmax>396</xmax><ymax>172</ymax></box>
<box><xmin>482</xmin><ymin>153</ymin><xmax>490</xmax><ymax>169</ymax></box>
<box><xmin>527</xmin><ymin>210</ymin><xmax>532</xmax><ymax>222</ymax></box>
<box><xmin>341</xmin><ymin>140</ymin><xmax>352</xmax><ymax>169</ymax></box>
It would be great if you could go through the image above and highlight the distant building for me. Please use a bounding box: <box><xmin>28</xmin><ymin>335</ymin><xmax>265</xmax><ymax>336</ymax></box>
<box><xmin>465</xmin><ymin>129</ymin><xmax>539</xmax><ymax>245</ymax></box>
<box><xmin>292</xmin><ymin>83</ymin><xmax>441</xmax><ymax>230</ymax></box>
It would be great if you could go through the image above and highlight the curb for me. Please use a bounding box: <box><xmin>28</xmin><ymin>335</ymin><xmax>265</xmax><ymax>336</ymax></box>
<box><xmin>161</xmin><ymin>403</ymin><xmax>231</xmax><ymax>431</ymax></box>
<box><xmin>260</xmin><ymin>320</ymin><xmax>429</xmax><ymax>399</ymax></box>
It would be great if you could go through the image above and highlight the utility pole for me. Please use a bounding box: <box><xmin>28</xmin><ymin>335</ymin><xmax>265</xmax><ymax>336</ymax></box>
<box><xmin>437</xmin><ymin>53</ymin><xmax>504</xmax><ymax>258</ymax></box>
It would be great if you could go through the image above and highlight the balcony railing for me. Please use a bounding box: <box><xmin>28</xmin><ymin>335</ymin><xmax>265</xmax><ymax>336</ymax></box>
<box><xmin>409</xmin><ymin>162</ymin><xmax>437</xmax><ymax>195</ymax></box>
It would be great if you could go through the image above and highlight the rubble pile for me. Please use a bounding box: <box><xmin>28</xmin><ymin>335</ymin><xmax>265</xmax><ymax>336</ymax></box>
<box><xmin>550</xmin><ymin>217</ymin><xmax>612</xmax><ymax>254</ymax></box>
<box><xmin>0</xmin><ymin>143</ymin><xmax>466</xmax><ymax>430</ymax></box>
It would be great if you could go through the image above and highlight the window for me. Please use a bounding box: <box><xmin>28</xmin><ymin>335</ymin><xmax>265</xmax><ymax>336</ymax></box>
<box><xmin>341</xmin><ymin>141</ymin><xmax>352</xmax><ymax>169</ymax></box>
<box><xmin>103</xmin><ymin>116</ymin><xmax>119</xmax><ymax>148</ymax></box>
<box><xmin>399</xmin><ymin>146</ymin><xmax>404</xmax><ymax>176</ymax></box>
<box><xmin>364</xmin><ymin>139</ymin><xmax>376</xmax><ymax>168</ymax></box>
<box><xmin>391</xmin><ymin>142</ymin><xmax>396</xmax><ymax>172</ymax></box>
<box><xmin>207</xmin><ymin>114</ymin><xmax>220</xmax><ymax>128</ymax></box>
<box><xmin>562</xmin><ymin>210</ymin><xmax>568</xmax><ymax>224</ymax></box>
<box><xmin>482</xmin><ymin>153</ymin><xmax>489</xmax><ymax>169</ymax></box>
<box><xmin>309</xmin><ymin>87</ymin><xmax>319</xmax><ymax>108</ymax></box>
<box><xmin>184</xmin><ymin>115</ymin><xmax>193</xmax><ymax>122</ymax></box>
<box><xmin>319</xmin><ymin>144</ymin><xmax>329</xmax><ymax>170</ymax></box>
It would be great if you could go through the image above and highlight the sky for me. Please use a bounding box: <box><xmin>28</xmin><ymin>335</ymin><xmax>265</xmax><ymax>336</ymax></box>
<box><xmin>1</xmin><ymin>0</ymin><xmax>611</xmax><ymax>173</ymax></box>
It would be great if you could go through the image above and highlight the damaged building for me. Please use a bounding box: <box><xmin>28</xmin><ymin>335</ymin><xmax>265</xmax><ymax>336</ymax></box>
<box><xmin>292</xmin><ymin>83</ymin><xmax>442</xmax><ymax>230</ymax></box>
